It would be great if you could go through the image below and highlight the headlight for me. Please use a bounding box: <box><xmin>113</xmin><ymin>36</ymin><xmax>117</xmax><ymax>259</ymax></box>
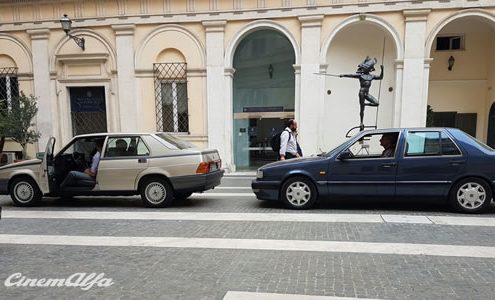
<box><xmin>256</xmin><ymin>169</ymin><xmax>263</xmax><ymax>179</ymax></box>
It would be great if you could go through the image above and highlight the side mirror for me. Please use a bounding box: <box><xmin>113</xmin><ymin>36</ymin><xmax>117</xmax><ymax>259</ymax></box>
<box><xmin>337</xmin><ymin>149</ymin><xmax>353</xmax><ymax>160</ymax></box>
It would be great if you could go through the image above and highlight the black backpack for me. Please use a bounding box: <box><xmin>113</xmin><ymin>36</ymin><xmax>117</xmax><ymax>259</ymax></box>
<box><xmin>270</xmin><ymin>129</ymin><xmax>291</xmax><ymax>153</ymax></box>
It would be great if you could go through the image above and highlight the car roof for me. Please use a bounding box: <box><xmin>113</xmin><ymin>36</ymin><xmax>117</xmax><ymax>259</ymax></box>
<box><xmin>71</xmin><ymin>132</ymin><xmax>164</xmax><ymax>138</ymax></box>
<box><xmin>360</xmin><ymin>127</ymin><xmax>457</xmax><ymax>134</ymax></box>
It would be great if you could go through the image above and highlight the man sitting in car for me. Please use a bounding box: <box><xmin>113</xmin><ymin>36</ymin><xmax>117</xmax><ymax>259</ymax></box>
<box><xmin>380</xmin><ymin>133</ymin><xmax>398</xmax><ymax>157</ymax></box>
<box><xmin>60</xmin><ymin>139</ymin><xmax>104</xmax><ymax>191</ymax></box>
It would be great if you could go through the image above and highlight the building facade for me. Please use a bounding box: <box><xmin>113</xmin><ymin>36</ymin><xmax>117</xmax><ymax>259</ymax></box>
<box><xmin>0</xmin><ymin>0</ymin><xmax>494</xmax><ymax>170</ymax></box>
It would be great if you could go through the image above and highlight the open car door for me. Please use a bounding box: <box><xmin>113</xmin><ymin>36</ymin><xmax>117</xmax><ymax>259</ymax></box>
<box><xmin>38</xmin><ymin>137</ymin><xmax>55</xmax><ymax>194</ymax></box>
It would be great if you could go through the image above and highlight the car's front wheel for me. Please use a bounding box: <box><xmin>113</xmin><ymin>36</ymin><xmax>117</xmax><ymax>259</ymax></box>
<box><xmin>450</xmin><ymin>177</ymin><xmax>492</xmax><ymax>213</ymax></box>
<box><xmin>280</xmin><ymin>176</ymin><xmax>317</xmax><ymax>209</ymax></box>
<box><xmin>10</xmin><ymin>177</ymin><xmax>42</xmax><ymax>207</ymax></box>
<box><xmin>140</xmin><ymin>177</ymin><xmax>174</xmax><ymax>208</ymax></box>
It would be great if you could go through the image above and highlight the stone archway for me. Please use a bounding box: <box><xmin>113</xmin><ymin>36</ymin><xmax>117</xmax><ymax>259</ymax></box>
<box><xmin>426</xmin><ymin>11</ymin><xmax>495</xmax><ymax>141</ymax></box>
<box><xmin>320</xmin><ymin>15</ymin><xmax>400</xmax><ymax>150</ymax></box>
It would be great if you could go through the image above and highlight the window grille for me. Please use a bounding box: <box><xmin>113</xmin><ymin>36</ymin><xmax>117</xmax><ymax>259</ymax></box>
<box><xmin>0</xmin><ymin>67</ymin><xmax>19</xmax><ymax>113</ymax></box>
<box><xmin>153</xmin><ymin>63</ymin><xmax>189</xmax><ymax>133</ymax></box>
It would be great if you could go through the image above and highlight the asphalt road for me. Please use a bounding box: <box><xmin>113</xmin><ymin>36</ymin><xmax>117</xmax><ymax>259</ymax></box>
<box><xmin>0</xmin><ymin>175</ymin><xmax>494</xmax><ymax>299</ymax></box>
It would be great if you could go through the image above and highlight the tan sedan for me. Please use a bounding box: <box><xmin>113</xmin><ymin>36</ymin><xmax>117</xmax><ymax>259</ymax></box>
<box><xmin>0</xmin><ymin>133</ymin><xmax>223</xmax><ymax>207</ymax></box>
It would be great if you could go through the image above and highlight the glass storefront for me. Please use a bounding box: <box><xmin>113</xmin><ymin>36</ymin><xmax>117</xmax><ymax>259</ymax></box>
<box><xmin>233</xmin><ymin>30</ymin><xmax>295</xmax><ymax>170</ymax></box>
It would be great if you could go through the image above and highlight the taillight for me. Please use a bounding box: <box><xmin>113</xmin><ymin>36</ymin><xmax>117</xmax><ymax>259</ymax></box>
<box><xmin>196</xmin><ymin>162</ymin><xmax>210</xmax><ymax>174</ymax></box>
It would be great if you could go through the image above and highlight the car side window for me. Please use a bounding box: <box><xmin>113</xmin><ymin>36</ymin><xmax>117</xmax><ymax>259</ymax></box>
<box><xmin>405</xmin><ymin>131</ymin><xmax>461</xmax><ymax>157</ymax></box>
<box><xmin>347</xmin><ymin>132</ymin><xmax>399</xmax><ymax>159</ymax></box>
<box><xmin>105</xmin><ymin>137</ymin><xmax>150</xmax><ymax>157</ymax></box>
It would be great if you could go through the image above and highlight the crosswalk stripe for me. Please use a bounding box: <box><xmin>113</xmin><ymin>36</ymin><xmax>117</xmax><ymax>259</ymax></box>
<box><xmin>1</xmin><ymin>234</ymin><xmax>494</xmax><ymax>258</ymax></box>
<box><xmin>223</xmin><ymin>291</ymin><xmax>380</xmax><ymax>300</ymax></box>
<box><xmin>2</xmin><ymin>210</ymin><xmax>495</xmax><ymax>227</ymax></box>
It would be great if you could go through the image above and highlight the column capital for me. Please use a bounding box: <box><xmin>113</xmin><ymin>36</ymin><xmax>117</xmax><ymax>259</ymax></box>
<box><xmin>403</xmin><ymin>9</ymin><xmax>431</xmax><ymax>22</ymax></box>
<box><xmin>224</xmin><ymin>67</ymin><xmax>235</xmax><ymax>78</ymax></box>
<box><xmin>298</xmin><ymin>15</ymin><xmax>324</xmax><ymax>28</ymax></box>
<box><xmin>293</xmin><ymin>64</ymin><xmax>301</xmax><ymax>74</ymax></box>
<box><xmin>27</xmin><ymin>28</ymin><xmax>50</xmax><ymax>40</ymax></box>
<box><xmin>319</xmin><ymin>64</ymin><xmax>328</xmax><ymax>73</ymax></box>
<box><xmin>112</xmin><ymin>24</ymin><xmax>135</xmax><ymax>36</ymax></box>
<box><xmin>202</xmin><ymin>20</ymin><xmax>227</xmax><ymax>33</ymax></box>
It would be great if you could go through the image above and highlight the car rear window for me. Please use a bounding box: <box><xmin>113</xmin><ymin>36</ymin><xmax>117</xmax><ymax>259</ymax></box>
<box><xmin>463</xmin><ymin>132</ymin><xmax>494</xmax><ymax>151</ymax></box>
<box><xmin>155</xmin><ymin>133</ymin><xmax>195</xmax><ymax>150</ymax></box>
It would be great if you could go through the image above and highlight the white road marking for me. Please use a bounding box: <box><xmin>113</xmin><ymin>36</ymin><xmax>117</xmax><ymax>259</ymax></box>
<box><xmin>1</xmin><ymin>210</ymin><xmax>383</xmax><ymax>223</ymax></box>
<box><xmin>192</xmin><ymin>193</ymin><xmax>255</xmax><ymax>197</ymax></box>
<box><xmin>210</xmin><ymin>187</ymin><xmax>253</xmax><ymax>190</ymax></box>
<box><xmin>1</xmin><ymin>234</ymin><xmax>495</xmax><ymax>258</ymax></box>
<box><xmin>223</xmin><ymin>291</ymin><xmax>380</xmax><ymax>300</ymax></box>
<box><xmin>381</xmin><ymin>215</ymin><xmax>433</xmax><ymax>224</ymax></box>
<box><xmin>2</xmin><ymin>210</ymin><xmax>495</xmax><ymax>226</ymax></box>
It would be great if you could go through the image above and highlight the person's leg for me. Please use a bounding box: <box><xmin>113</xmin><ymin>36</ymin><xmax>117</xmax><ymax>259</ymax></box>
<box><xmin>365</xmin><ymin>94</ymin><xmax>379</xmax><ymax>106</ymax></box>
<box><xmin>60</xmin><ymin>171</ymin><xmax>93</xmax><ymax>190</ymax></box>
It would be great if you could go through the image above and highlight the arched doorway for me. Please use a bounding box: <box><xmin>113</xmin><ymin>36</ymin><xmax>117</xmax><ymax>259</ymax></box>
<box><xmin>232</xmin><ymin>29</ymin><xmax>296</xmax><ymax>170</ymax></box>
<box><xmin>322</xmin><ymin>19</ymin><xmax>398</xmax><ymax>149</ymax></box>
<box><xmin>488</xmin><ymin>103</ymin><xmax>495</xmax><ymax>148</ymax></box>
<box><xmin>426</xmin><ymin>14</ymin><xmax>495</xmax><ymax>141</ymax></box>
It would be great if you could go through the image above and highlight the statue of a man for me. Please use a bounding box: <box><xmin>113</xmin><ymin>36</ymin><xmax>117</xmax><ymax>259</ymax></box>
<box><xmin>340</xmin><ymin>56</ymin><xmax>383</xmax><ymax>130</ymax></box>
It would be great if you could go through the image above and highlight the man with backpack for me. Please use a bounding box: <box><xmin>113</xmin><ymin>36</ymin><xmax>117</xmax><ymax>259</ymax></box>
<box><xmin>271</xmin><ymin>119</ymin><xmax>301</xmax><ymax>160</ymax></box>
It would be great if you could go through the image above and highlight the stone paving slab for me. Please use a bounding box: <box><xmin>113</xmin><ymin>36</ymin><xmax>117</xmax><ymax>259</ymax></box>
<box><xmin>1</xmin><ymin>218</ymin><xmax>495</xmax><ymax>247</ymax></box>
<box><xmin>1</xmin><ymin>245</ymin><xmax>494</xmax><ymax>299</ymax></box>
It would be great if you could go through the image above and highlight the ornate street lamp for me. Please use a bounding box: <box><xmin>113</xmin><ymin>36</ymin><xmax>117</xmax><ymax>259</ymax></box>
<box><xmin>60</xmin><ymin>14</ymin><xmax>85</xmax><ymax>50</ymax></box>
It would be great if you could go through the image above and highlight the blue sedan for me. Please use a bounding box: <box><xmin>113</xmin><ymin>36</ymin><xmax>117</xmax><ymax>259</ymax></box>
<box><xmin>252</xmin><ymin>128</ymin><xmax>495</xmax><ymax>213</ymax></box>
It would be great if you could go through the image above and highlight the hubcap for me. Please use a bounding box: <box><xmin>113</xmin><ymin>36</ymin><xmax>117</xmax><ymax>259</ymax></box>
<box><xmin>286</xmin><ymin>181</ymin><xmax>311</xmax><ymax>206</ymax></box>
<box><xmin>457</xmin><ymin>182</ymin><xmax>486</xmax><ymax>210</ymax></box>
<box><xmin>14</xmin><ymin>182</ymin><xmax>34</xmax><ymax>203</ymax></box>
<box><xmin>145</xmin><ymin>182</ymin><xmax>166</xmax><ymax>204</ymax></box>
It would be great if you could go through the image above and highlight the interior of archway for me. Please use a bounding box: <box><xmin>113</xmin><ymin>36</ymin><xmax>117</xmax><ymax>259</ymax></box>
<box><xmin>232</xmin><ymin>29</ymin><xmax>295</xmax><ymax>170</ymax></box>
<box><xmin>324</xmin><ymin>23</ymin><xmax>396</xmax><ymax>150</ymax></box>
<box><xmin>427</xmin><ymin>17</ymin><xmax>495</xmax><ymax>142</ymax></box>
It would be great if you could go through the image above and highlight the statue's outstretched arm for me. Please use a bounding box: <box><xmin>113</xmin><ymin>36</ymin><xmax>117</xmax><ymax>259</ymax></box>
<box><xmin>339</xmin><ymin>74</ymin><xmax>360</xmax><ymax>78</ymax></box>
<box><xmin>374</xmin><ymin>65</ymin><xmax>384</xmax><ymax>80</ymax></box>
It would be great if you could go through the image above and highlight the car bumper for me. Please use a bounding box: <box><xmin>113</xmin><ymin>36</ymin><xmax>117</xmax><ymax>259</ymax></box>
<box><xmin>251</xmin><ymin>180</ymin><xmax>280</xmax><ymax>201</ymax></box>
<box><xmin>170</xmin><ymin>170</ymin><xmax>224</xmax><ymax>194</ymax></box>
<box><xmin>0</xmin><ymin>178</ymin><xmax>8</xmax><ymax>195</ymax></box>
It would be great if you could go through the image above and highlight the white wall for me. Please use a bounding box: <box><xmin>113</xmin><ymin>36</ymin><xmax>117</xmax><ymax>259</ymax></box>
<box><xmin>324</xmin><ymin>23</ymin><xmax>396</xmax><ymax>151</ymax></box>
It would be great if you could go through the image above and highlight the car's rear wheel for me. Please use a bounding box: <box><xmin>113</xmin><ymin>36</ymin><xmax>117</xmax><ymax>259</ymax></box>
<box><xmin>10</xmin><ymin>177</ymin><xmax>42</xmax><ymax>207</ymax></box>
<box><xmin>280</xmin><ymin>176</ymin><xmax>317</xmax><ymax>209</ymax></box>
<box><xmin>140</xmin><ymin>177</ymin><xmax>174</xmax><ymax>208</ymax></box>
<box><xmin>450</xmin><ymin>177</ymin><xmax>492</xmax><ymax>213</ymax></box>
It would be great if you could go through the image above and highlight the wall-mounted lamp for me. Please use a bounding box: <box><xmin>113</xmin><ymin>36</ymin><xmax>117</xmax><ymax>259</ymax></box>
<box><xmin>60</xmin><ymin>14</ymin><xmax>85</xmax><ymax>50</ymax></box>
<box><xmin>268</xmin><ymin>64</ymin><xmax>273</xmax><ymax>79</ymax></box>
<box><xmin>448</xmin><ymin>55</ymin><xmax>455</xmax><ymax>71</ymax></box>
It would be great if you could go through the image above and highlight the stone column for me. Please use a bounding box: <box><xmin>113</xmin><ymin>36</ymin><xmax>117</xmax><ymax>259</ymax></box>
<box><xmin>298</xmin><ymin>15</ymin><xmax>324</xmax><ymax>156</ymax></box>
<box><xmin>27</xmin><ymin>29</ymin><xmax>53</xmax><ymax>151</ymax></box>
<box><xmin>112</xmin><ymin>24</ymin><xmax>138</xmax><ymax>132</ymax></box>
<box><xmin>203</xmin><ymin>21</ymin><xmax>231</xmax><ymax>170</ymax></box>
<box><xmin>400</xmin><ymin>10</ymin><xmax>430</xmax><ymax>127</ymax></box>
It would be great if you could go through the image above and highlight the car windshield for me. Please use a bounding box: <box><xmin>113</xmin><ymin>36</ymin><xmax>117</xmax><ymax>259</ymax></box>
<box><xmin>155</xmin><ymin>133</ymin><xmax>195</xmax><ymax>150</ymax></box>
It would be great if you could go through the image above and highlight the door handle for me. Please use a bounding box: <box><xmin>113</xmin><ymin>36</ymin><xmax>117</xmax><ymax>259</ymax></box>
<box><xmin>138</xmin><ymin>158</ymin><xmax>147</xmax><ymax>163</ymax></box>
<box><xmin>449</xmin><ymin>160</ymin><xmax>465</xmax><ymax>166</ymax></box>
<box><xmin>381</xmin><ymin>162</ymin><xmax>397</xmax><ymax>168</ymax></box>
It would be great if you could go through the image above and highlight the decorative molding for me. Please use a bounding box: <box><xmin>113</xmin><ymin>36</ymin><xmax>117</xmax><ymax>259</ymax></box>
<box><xmin>394</xmin><ymin>59</ymin><xmax>404</xmax><ymax>68</ymax></box>
<box><xmin>96</xmin><ymin>0</ymin><xmax>105</xmax><ymax>17</ymax></box>
<box><xmin>224</xmin><ymin>68</ymin><xmax>235</xmax><ymax>78</ymax></box>
<box><xmin>27</xmin><ymin>28</ymin><xmax>50</xmax><ymax>40</ymax></box>
<box><xmin>257</xmin><ymin>0</ymin><xmax>266</xmax><ymax>8</ymax></box>
<box><xmin>33</xmin><ymin>3</ymin><xmax>41</xmax><ymax>20</ymax></box>
<box><xmin>140</xmin><ymin>0</ymin><xmax>150</xmax><ymax>14</ymax></box>
<box><xmin>163</xmin><ymin>0</ymin><xmax>171</xmax><ymax>13</ymax></box>
<box><xmin>234</xmin><ymin>0</ymin><xmax>242</xmax><ymax>10</ymax></box>
<box><xmin>202</xmin><ymin>20</ymin><xmax>226</xmax><ymax>32</ymax></box>
<box><xmin>293</xmin><ymin>64</ymin><xmax>301</xmax><ymax>74</ymax></box>
<box><xmin>112</xmin><ymin>24</ymin><xmax>135</xmax><ymax>36</ymax></box>
<box><xmin>55</xmin><ymin>53</ymin><xmax>109</xmax><ymax>64</ymax></box>
<box><xmin>282</xmin><ymin>0</ymin><xmax>292</xmax><ymax>7</ymax></box>
<box><xmin>319</xmin><ymin>64</ymin><xmax>328</xmax><ymax>73</ymax></box>
<box><xmin>117</xmin><ymin>0</ymin><xmax>127</xmax><ymax>16</ymax></box>
<box><xmin>187</xmin><ymin>68</ymin><xmax>207</xmax><ymax>77</ymax></box>
<box><xmin>403</xmin><ymin>9</ymin><xmax>431</xmax><ymax>22</ymax></box>
<box><xmin>187</xmin><ymin>0</ymin><xmax>195</xmax><ymax>12</ymax></box>
<box><xmin>74</xmin><ymin>0</ymin><xmax>84</xmax><ymax>18</ymax></box>
<box><xmin>52</xmin><ymin>5</ymin><xmax>60</xmax><ymax>20</ymax></box>
<box><xmin>209</xmin><ymin>0</ymin><xmax>218</xmax><ymax>11</ymax></box>
<box><xmin>299</xmin><ymin>15</ymin><xmax>323</xmax><ymax>28</ymax></box>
